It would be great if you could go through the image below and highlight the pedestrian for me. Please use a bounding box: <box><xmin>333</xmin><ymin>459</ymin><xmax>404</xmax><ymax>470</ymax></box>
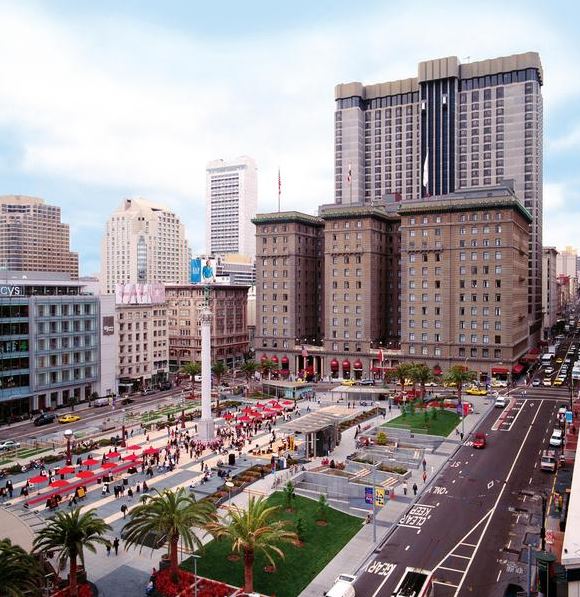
<box><xmin>422</xmin><ymin>458</ymin><xmax>427</xmax><ymax>472</ymax></box>
<box><xmin>113</xmin><ymin>537</ymin><xmax>120</xmax><ymax>555</ymax></box>
<box><xmin>412</xmin><ymin>482</ymin><xmax>418</xmax><ymax>496</ymax></box>
<box><xmin>460</xmin><ymin>431</ymin><xmax>464</xmax><ymax>442</ymax></box>
<box><xmin>403</xmin><ymin>481</ymin><xmax>408</xmax><ymax>496</ymax></box>
<box><xmin>6</xmin><ymin>480</ymin><xmax>13</xmax><ymax>498</ymax></box>
<box><xmin>106</xmin><ymin>542</ymin><xmax>111</xmax><ymax>557</ymax></box>
<box><xmin>422</xmin><ymin>470</ymin><xmax>427</xmax><ymax>483</ymax></box>
<box><xmin>121</xmin><ymin>504</ymin><xmax>128</xmax><ymax>519</ymax></box>
<box><xmin>388</xmin><ymin>403</ymin><xmax>392</xmax><ymax>413</ymax></box>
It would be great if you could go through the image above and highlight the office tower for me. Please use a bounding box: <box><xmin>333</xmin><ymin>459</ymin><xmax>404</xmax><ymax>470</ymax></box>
<box><xmin>165</xmin><ymin>284</ymin><xmax>249</xmax><ymax>371</ymax></box>
<box><xmin>335</xmin><ymin>52</ymin><xmax>543</xmax><ymax>342</ymax></box>
<box><xmin>206</xmin><ymin>157</ymin><xmax>258</xmax><ymax>259</ymax></box>
<box><xmin>101</xmin><ymin>198</ymin><xmax>190</xmax><ymax>294</ymax></box>
<box><xmin>399</xmin><ymin>185</ymin><xmax>531</xmax><ymax>377</ymax></box>
<box><xmin>542</xmin><ymin>247</ymin><xmax>559</xmax><ymax>338</ymax></box>
<box><xmin>0</xmin><ymin>195</ymin><xmax>79</xmax><ymax>278</ymax></box>
<box><xmin>557</xmin><ymin>246</ymin><xmax>577</xmax><ymax>278</ymax></box>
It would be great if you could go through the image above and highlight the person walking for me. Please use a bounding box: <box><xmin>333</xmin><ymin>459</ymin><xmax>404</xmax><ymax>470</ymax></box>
<box><xmin>422</xmin><ymin>470</ymin><xmax>427</xmax><ymax>483</ymax></box>
<box><xmin>403</xmin><ymin>481</ymin><xmax>408</xmax><ymax>496</ymax></box>
<box><xmin>106</xmin><ymin>542</ymin><xmax>111</xmax><ymax>557</ymax></box>
<box><xmin>422</xmin><ymin>458</ymin><xmax>427</xmax><ymax>473</ymax></box>
<box><xmin>412</xmin><ymin>482</ymin><xmax>418</xmax><ymax>496</ymax></box>
<box><xmin>121</xmin><ymin>504</ymin><xmax>128</xmax><ymax>519</ymax></box>
<box><xmin>113</xmin><ymin>537</ymin><xmax>120</xmax><ymax>556</ymax></box>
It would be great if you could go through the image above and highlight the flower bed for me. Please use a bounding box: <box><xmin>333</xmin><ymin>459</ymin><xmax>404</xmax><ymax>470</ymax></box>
<box><xmin>151</xmin><ymin>568</ymin><xmax>236</xmax><ymax>597</ymax></box>
<box><xmin>338</xmin><ymin>407</ymin><xmax>382</xmax><ymax>432</ymax></box>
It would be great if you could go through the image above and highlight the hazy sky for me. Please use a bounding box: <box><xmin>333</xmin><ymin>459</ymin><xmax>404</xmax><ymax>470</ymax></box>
<box><xmin>1</xmin><ymin>0</ymin><xmax>579</xmax><ymax>274</ymax></box>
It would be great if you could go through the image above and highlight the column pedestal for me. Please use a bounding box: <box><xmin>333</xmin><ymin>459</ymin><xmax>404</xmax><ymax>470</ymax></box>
<box><xmin>197</xmin><ymin>418</ymin><xmax>215</xmax><ymax>442</ymax></box>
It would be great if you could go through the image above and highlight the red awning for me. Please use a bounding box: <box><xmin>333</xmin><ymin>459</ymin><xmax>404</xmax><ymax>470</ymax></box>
<box><xmin>342</xmin><ymin>360</ymin><xmax>351</xmax><ymax>369</ymax></box>
<box><xmin>370</xmin><ymin>367</ymin><xmax>381</xmax><ymax>373</ymax></box>
<box><xmin>261</xmin><ymin>354</ymin><xmax>268</xmax><ymax>363</ymax></box>
<box><xmin>433</xmin><ymin>366</ymin><xmax>442</xmax><ymax>375</ymax></box>
<box><xmin>271</xmin><ymin>355</ymin><xmax>279</xmax><ymax>363</ymax></box>
<box><xmin>491</xmin><ymin>367</ymin><xmax>509</xmax><ymax>375</ymax></box>
<box><xmin>522</xmin><ymin>352</ymin><xmax>539</xmax><ymax>362</ymax></box>
<box><xmin>281</xmin><ymin>356</ymin><xmax>289</xmax><ymax>364</ymax></box>
<box><xmin>330</xmin><ymin>359</ymin><xmax>339</xmax><ymax>370</ymax></box>
<box><xmin>353</xmin><ymin>360</ymin><xmax>363</xmax><ymax>370</ymax></box>
<box><xmin>512</xmin><ymin>364</ymin><xmax>524</xmax><ymax>374</ymax></box>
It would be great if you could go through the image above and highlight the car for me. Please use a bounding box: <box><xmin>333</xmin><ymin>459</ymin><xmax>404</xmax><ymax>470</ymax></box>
<box><xmin>543</xmin><ymin>378</ymin><xmax>552</xmax><ymax>386</ymax></box>
<box><xmin>466</xmin><ymin>387</ymin><xmax>487</xmax><ymax>396</ymax></box>
<box><xmin>93</xmin><ymin>397</ymin><xmax>110</xmax><ymax>407</ymax></box>
<box><xmin>553</xmin><ymin>378</ymin><xmax>564</xmax><ymax>386</ymax></box>
<box><xmin>540</xmin><ymin>449</ymin><xmax>558</xmax><ymax>472</ymax></box>
<box><xmin>532</xmin><ymin>378</ymin><xmax>541</xmax><ymax>387</ymax></box>
<box><xmin>58</xmin><ymin>414</ymin><xmax>81</xmax><ymax>424</ymax></box>
<box><xmin>194</xmin><ymin>375</ymin><xmax>202</xmax><ymax>383</ymax></box>
<box><xmin>33</xmin><ymin>413</ymin><xmax>56</xmax><ymax>426</ymax></box>
<box><xmin>550</xmin><ymin>428</ymin><xmax>564</xmax><ymax>447</ymax></box>
<box><xmin>494</xmin><ymin>396</ymin><xmax>507</xmax><ymax>408</ymax></box>
<box><xmin>341</xmin><ymin>379</ymin><xmax>357</xmax><ymax>386</ymax></box>
<box><xmin>324</xmin><ymin>574</ymin><xmax>356</xmax><ymax>597</ymax></box>
<box><xmin>358</xmin><ymin>379</ymin><xmax>376</xmax><ymax>386</ymax></box>
<box><xmin>558</xmin><ymin>406</ymin><xmax>568</xmax><ymax>422</ymax></box>
<box><xmin>472</xmin><ymin>432</ymin><xmax>486</xmax><ymax>449</ymax></box>
<box><xmin>555</xmin><ymin>357</ymin><xmax>563</xmax><ymax>363</ymax></box>
<box><xmin>158</xmin><ymin>382</ymin><xmax>172</xmax><ymax>391</ymax></box>
<box><xmin>545</xmin><ymin>367</ymin><xmax>554</xmax><ymax>375</ymax></box>
<box><xmin>141</xmin><ymin>388</ymin><xmax>157</xmax><ymax>396</ymax></box>
<box><xmin>0</xmin><ymin>439</ymin><xmax>21</xmax><ymax>451</ymax></box>
<box><xmin>120</xmin><ymin>397</ymin><xmax>134</xmax><ymax>406</ymax></box>
<box><xmin>424</xmin><ymin>381</ymin><xmax>439</xmax><ymax>387</ymax></box>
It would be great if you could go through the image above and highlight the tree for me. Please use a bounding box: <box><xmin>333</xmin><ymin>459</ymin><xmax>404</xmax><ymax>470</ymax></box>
<box><xmin>282</xmin><ymin>482</ymin><xmax>296</xmax><ymax>511</ymax></box>
<box><xmin>443</xmin><ymin>365</ymin><xmax>477</xmax><ymax>409</ymax></box>
<box><xmin>261</xmin><ymin>359</ymin><xmax>279</xmax><ymax>381</ymax></box>
<box><xmin>316</xmin><ymin>494</ymin><xmax>330</xmax><ymax>523</ymax></box>
<box><xmin>180</xmin><ymin>361</ymin><xmax>201</xmax><ymax>381</ymax></box>
<box><xmin>212</xmin><ymin>361</ymin><xmax>228</xmax><ymax>415</ymax></box>
<box><xmin>33</xmin><ymin>508</ymin><xmax>111</xmax><ymax>597</ymax></box>
<box><xmin>0</xmin><ymin>538</ymin><xmax>44</xmax><ymax>597</ymax></box>
<box><xmin>394</xmin><ymin>363</ymin><xmax>414</xmax><ymax>396</ymax></box>
<box><xmin>123</xmin><ymin>488</ymin><xmax>215</xmax><ymax>582</ymax></box>
<box><xmin>206</xmin><ymin>496</ymin><xmax>298</xmax><ymax>593</ymax></box>
<box><xmin>240</xmin><ymin>360</ymin><xmax>259</xmax><ymax>385</ymax></box>
<box><xmin>409</xmin><ymin>364</ymin><xmax>434</xmax><ymax>402</ymax></box>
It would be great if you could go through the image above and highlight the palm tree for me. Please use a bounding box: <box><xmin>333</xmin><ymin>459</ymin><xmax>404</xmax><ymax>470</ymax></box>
<box><xmin>212</xmin><ymin>361</ymin><xmax>228</xmax><ymax>415</ymax></box>
<box><xmin>394</xmin><ymin>363</ymin><xmax>414</xmax><ymax>395</ymax></box>
<box><xmin>33</xmin><ymin>508</ymin><xmax>111</xmax><ymax>597</ymax></box>
<box><xmin>443</xmin><ymin>365</ymin><xmax>477</xmax><ymax>409</ymax></box>
<box><xmin>206</xmin><ymin>496</ymin><xmax>298</xmax><ymax>593</ymax></box>
<box><xmin>409</xmin><ymin>364</ymin><xmax>434</xmax><ymax>402</ymax></box>
<box><xmin>240</xmin><ymin>360</ymin><xmax>258</xmax><ymax>384</ymax></box>
<box><xmin>123</xmin><ymin>488</ymin><xmax>215</xmax><ymax>581</ymax></box>
<box><xmin>180</xmin><ymin>361</ymin><xmax>201</xmax><ymax>381</ymax></box>
<box><xmin>0</xmin><ymin>538</ymin><xmax>44</xmax><ymax>596</ymax></box>
<box><xmin>261</xmin><ymin>358</ymin><xmax>279</xmax><ymax>381</ymax></box>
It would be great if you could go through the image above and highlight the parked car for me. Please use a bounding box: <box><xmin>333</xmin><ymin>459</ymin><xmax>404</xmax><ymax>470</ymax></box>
<box><xmin>141</xmin><ymin>388</ymin><xmax>157</xmax><ymax>396</ymax></box>
<box><xmin>358</xmin><ymin>379</ymin><xmax>375</xmax><ymax>386</ymax></box>
<box><xmin>194</xmin><ymin>375</ymin><xmax>202</xmax><ymax>383</ymax></box>
<box><xmin>532</xmin><ymin>378</ymin><xmax>541</xmax><ymax>387</ymax></box>
<box><xmin>33</xmin><ymin>413</ymin><xmax>56</xmax><ymax>427</ymax></box>
<box><xmin>324</xmin><ymin>574</ymin><xmax>356</xmax><ymax>597</ymax></box>
<box><xmin>0</xmin><ymin>439</ymin><xmax>21</xmax><ymax>451</ymax></box>
<box><xmin>424</xmin><ymin>381</ymin><xmax>439</xmax><ymax>387</ymax></box>
<box><xmin>494</xmin><ymin>396</ymin><xmax>507</xmax><ymax>408</ymax></box>
<box><xmin>93</xmin><ymin>397</ymin><xmax>109</xmax><ymax>407</ymax></box>
<box><xmin>158</xmin><ymin>382</ymin><xmax>172</xmax><ymax>391</ymax></box>
<box><xmin>550</xmin><ymin>428</ymin><xmax>564</xmax><ymax>447</ymax></box>
<box><xmin>58</xmin><ymin>414</ymin><xmax>81</xmax><ymax>424</ymax></box>
<box><xmin>540</xmin><ymin>449</ymin><xmax>558</xmax><ymax>472</ymax></box>
<box><xmin>472</xmin><ymin>432</ymin><xmax>486</xmax><ymax>449</ymax></box>
<box><xmin>341</xmin><ymin>379</ymin><xmax>357</xmax><ymax>386</ymax></box>
<box><xmin>543</xmin><ymin>378</ymin><xmax>552</xmax><ymax>387</ymax></box>
<box><xmin>466</xmin><ymin>387</ymin><xmax>487</xmax><ymax>396</ymax></box>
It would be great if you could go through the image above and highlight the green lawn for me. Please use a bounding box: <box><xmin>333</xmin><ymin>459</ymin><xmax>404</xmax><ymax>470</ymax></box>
<box><xmin>183</xmin><ymin>493</ymin><xmax>362</xmax><ymax>597</ymax></box>
<box><xmin>382</xmin><ymin>409</ymin><xmax>460</xmax><ymax>436</ymax></box>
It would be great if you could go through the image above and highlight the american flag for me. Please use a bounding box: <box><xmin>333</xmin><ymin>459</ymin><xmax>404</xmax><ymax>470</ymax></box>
<box><xmin>278</xmin><ymin>168</ymin><xmax>281</xmax><ymax>196</ymax></box>
<box><xmin>347</xmin><ymin>163</ymin><xmax>352</xmax><ymax>183</ymax></box>
<box><xmin>301</xmin><ymin>345</ymin><xmax>309</xmax><ymax>358</ymax></box>
<box><xmin>378</xmin><ymin>349</ymin><xmax>384</xmax><ymax>363</ymax></box>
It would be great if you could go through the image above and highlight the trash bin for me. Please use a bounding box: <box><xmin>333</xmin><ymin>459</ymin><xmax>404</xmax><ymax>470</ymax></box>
<box><xmin>123</xmin><ymin>478</ymin><xmax>128</xmax><ymax>486</ymax></box>
<box><xmin>228</xmin><ymin>453</ymin><xmax>236</xmax><ymax>466</ymax></box>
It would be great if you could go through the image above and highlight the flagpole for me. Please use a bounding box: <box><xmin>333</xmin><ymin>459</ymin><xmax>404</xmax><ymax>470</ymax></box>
<box><xmin>278</xmin><ymin>167</ymin><xmax>281</xmax><ymax>213</ymax></box>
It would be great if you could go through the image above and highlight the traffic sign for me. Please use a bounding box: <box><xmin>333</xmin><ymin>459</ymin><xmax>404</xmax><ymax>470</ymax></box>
<box><xmin>375</xmin><ymin>487</ymin><xmax>385</xmax><ymax>507</ymax></box>
<box><xmin>365</xmin><ymin>487</ymin><xmax>374</xmax><ymax>505</ymax></box>
<box><xmin>566</xmin><ymin>411</ymin><xmax>573</xmax><ymax>424</ymax></box>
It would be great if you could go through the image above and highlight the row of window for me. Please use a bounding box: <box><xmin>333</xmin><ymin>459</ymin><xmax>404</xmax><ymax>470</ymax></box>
<box><xmin>408</xmin><ymin>345</ymin><xmax>503</xmax><ymax>359</ymax></box>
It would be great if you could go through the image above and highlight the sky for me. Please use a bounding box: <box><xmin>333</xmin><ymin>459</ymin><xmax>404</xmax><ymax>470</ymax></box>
<box><xmin>0</xmin><ymin>0</ymin><xmax>579</xmax><ymax>275</ymax></box>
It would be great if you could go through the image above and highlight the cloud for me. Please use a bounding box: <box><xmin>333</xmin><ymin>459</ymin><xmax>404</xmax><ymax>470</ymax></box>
<box><xmin>0</xmin><ymin>2</ymin><xmax>579</xmax><ymax>268</ymax></box>
<box><xmin>550</xmin><ymin>125</ymin><xmax>580</xmax><ymax>152</ymax></box>
<box><xmin>543</xmin><ymin>182</ymin><xmax>566</xmax><ymax>212</ymax></box>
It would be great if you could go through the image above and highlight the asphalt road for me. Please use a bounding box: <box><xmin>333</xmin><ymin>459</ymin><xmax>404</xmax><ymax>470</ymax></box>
<box><xmin>354</xmin><ymin>387</ymin><xmax>565</xmax><ymax>597</ymax></box>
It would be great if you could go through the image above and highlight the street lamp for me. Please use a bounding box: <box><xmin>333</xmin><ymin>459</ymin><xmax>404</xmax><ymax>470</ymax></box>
<box><xmin>64</xmin><ymin>429</ymin><xmax>73</xmax><ymax>466</ymax></box>
<box><xmin>190</xmin><ymin>553</ymin><xmax>201</xmax><ymax>597</ymax></box>
<box><xmin>225</xmin><ymin>480</ymin><xmax>234</xmax><ymax>504</ymax></box>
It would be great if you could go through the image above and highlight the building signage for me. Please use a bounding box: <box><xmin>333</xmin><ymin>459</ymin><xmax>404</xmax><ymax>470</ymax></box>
<box><xmin>375</xmin><ymin>487</ymin><xmax>385</xmax><ymax>507</ymax></box>
<box><xmin>102</xmin><ymin>316</ymin><xmax>114</xmax><ymax>336</ymax></box>
<box><xmin>114</xmin><ymin>283</ymin><xmax>166</xmax><ymax>305</ymax></box>
<box><xmin>190</xmin><ymin>257</ymin><xmax>216</xmax><ymax>284</ymax></box>
<box><xmin>0</xmin><ymin>285</ymin><xmax>23</xmax><ymax>296</ymax></box>
<box><xmin>190</xmin><ymin>258</ymin><xmax>202</xmax><ymax>284</ymax></box>
<box><xmin>365</xmin><ymin>486</ymin><xmax>374</xmax><ymax>505</ymax></box>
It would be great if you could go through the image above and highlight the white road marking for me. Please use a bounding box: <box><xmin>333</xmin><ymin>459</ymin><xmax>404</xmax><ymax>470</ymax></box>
<box><xmin>487</xmin><ymin>480</ymin><xmax>494</xmax><ymax>489</ymax></box>
<box><xmin>449</xmin><ymin>553</ymin><xmax>470</xmax><ymax>560</ymax></box>
<box><xmin>507</xmin><ymin>540</ymin><xmax>511</xmax><ymax>549</ymax></box>
<box><xmin>439</xmin><ymin>566</ymin><xmax>466</xmax><ymax>574</ymax></box>
<box><xmin>453</xmin><ymin>399</ymin><xmax>543</xmax><ymax>596</ymax></box>
<box><xmin>497</xmin><ymin>569</ymin><xmax>502</xmax><ymax>582</ymax></box>
<box><xmin>405</xmin><ymin>545</ymin><xmax>410</xmax><ymax>551</ymax></box>
<box><xmin>529</xmin><ymin>477</ymin><xmax>533</xmax><ymax>485</ymax></box>
<box><xmin>432</xmin><ymin>580</ymin><xmax>459</xmax><ymax>588</ymax></box>
<box><xmin>369</xmin><ymin>564</ymin><xmax>398</xmax><ymax>597</ymax></box>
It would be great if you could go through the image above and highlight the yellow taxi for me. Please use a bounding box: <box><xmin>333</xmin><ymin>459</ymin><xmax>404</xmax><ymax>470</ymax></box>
<box><xmin>553</xmin><ymin>378</ymin><xmax>564</xmax><ymax>386</ymax></box>
<box><xmin>58</xmin><ymin>414</ymin><xmax>81</xmax><ymax>424</ymax></box>
<box><xmin>555</xmin><ymin>357</ymin><xmax>563</xmax><ymax>364</ymax></box>
<box><xmin>341</xmin><ymin>379</ymin><xmax>357</xmax><ymax>386</ymax></box>
<box><xmin>465</xmin><ymin>387</ymin><xmax>488</xmax><ymax>396</ymax></box>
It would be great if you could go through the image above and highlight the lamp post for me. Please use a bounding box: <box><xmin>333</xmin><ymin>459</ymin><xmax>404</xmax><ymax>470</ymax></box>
<box><xmin>225</xmin><ymin>480</ymin><xmax>234</xmax><ymax>504</ymax></box>
<box><xmin>191</xmin><ymin>553</ymin><xmax>200</xmax><ymax>597</ymax></box>
<box><xmin>181</xmin><ymin>392</ymin><xmax>186</xmax><ymax>429</ymax></box>
<box><xmin>64</xmin><ymin>429</ymin><xmax>73</xmax><ymax>466</ymax></box>
<box><xmin>121</xmin><ymin>409</ymin><xmax>127</xmax><ymax>448</ymax></box>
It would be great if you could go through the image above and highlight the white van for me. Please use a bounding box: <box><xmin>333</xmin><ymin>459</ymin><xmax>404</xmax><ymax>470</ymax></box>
<box><xmin>93</xmin><ymin>397</ymin><xmax>110</xmax><ymax>407</ymax></box>
<box><xmin>325</xmin><ymin>574</ymin><xmax>356</xmax><ymax>597</ymax></box>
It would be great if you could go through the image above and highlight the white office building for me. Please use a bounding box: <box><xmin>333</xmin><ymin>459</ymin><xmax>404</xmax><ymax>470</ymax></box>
<box><xmin>101</xmin><ymin>198</ymin><xmax>190</xmax><ymax>294</ymax></box>
<box><xmin>206</xmin><ymin>157</ymin><xmax>258</xmax><ymax>259</ymax></box>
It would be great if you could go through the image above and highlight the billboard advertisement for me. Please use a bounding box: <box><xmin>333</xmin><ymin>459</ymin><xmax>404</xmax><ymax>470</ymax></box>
<box><xmin>190</xmin><ymin>257</ymin><xmax>216</xmax><ymax>284</ymax></box>
<box><xmin>115</xmin><ymin>283</ymin><xmax>166</xmax><ymax>305</ymax></box>
<box><xmin>102</xmin><ymin>315</ymin><xmax>114</xmax><ymax>335</ymax></box>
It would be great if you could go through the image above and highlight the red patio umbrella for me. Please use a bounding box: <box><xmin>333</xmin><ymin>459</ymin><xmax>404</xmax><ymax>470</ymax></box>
<box><xmin>105</xmin><ymin>451</ymin><xmax>121</xmax><ymax>459</ymax></box>
<box><xmin>122</xmin><ymin>453</ymin><xmax>139</xmax><ymax>462</ymax></box>
<box><xmin>143</xmin><ymin>447</ymin><xmax>159</xmax><ymax>456</ymax></box>
<box><xmin>76</xmin><ymin>470</ymin><xmax>95</xmax><ymax>479</ymax></box>
<box><xmin>49</xmin><ymin>479</ymin><xmax>70</xmax><ymax>489</ymax></box>
<box><xmin>82</xmin><ymin>458</ymin><xmax>99</xmax><ymax>466</ymax></box>
<box><xmin>223</xmin><ymin>413</ymin><xmax>234</xmax><ymax>420</ymax></box>
<box><xmin>57</xmin><ymin>466</ymin><xmax>76</xmax><ymax>475</ymax></box>
<box><xmin>281</xmin><ymin>400</ymin><xmax>294</xmax><ymax>406</ymax></box>
<box><xmin>101</xmin><ymin>462</ymin><xmax>117</xmax><ymax>470</ymax></box>
<box><xmin>126</xmin><ymin>445</ymin><xmax>141</xmax><ymax>451</ymax></box>
<box><xmin>238</xmin><ymin>416</ymin><xmax>252</xmax><ymax>423</ymax></box>
<box><xmin>28</xmin><ymin>475</ymin><xmax>48</xmax><ymax>485</ymax></box>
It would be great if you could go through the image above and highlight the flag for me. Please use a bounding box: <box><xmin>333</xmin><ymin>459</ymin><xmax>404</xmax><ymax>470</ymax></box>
<box><xmin>278</xmin><ymin>168</ymin><xmax>281</xmax><ymax>197</ymax></box>
<box><xmin>347</xmin><ymin>163</ymin><xmax>352</xmax><ymax>184</ymax></box>
<box><xmin>422</xmin><ymin>150</ymin><xmax>429</xmax><ymax>189</ymax></box>
<box><xmin>301</xmin><ymin>345</ymin><xmax>309</xmax><ymax>358</ymax></box>
<box><xmin>379</xmin><ymin>349</ymin><xmax>384</xmax><ymax>363</ymax></box>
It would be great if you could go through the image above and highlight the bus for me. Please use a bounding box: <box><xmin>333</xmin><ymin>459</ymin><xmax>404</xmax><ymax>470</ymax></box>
<box><xmin>541</xmin><ymin>354</ymin><xmax>553</xmax><ymax>367</ymax></box>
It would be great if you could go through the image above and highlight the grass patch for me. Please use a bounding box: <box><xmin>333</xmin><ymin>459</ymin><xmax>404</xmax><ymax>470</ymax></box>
<box><xmin>183</xmin><ymin>493</ymin><xmax>362</xmax><ymax>597</ymax></box>
<box><xmin>382</xmin><ymin>409</ymin><xmax>460</xmax><ymax>436</ymax></box>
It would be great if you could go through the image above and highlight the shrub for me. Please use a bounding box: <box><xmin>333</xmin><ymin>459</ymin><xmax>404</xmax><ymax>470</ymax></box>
<box><xmin>317</xmin><ymin>494</ymin><xmax>329</xmax><ymax>522</ymax></box>
<box><xmin>296</xmin><ymin>517</ymin><xmax>305</xmax><ymax>542</ymax></box>
<box><xmin>376</xmin><ymin>431</ymin><xmax>388</xmax><ymax>446</ymax></box>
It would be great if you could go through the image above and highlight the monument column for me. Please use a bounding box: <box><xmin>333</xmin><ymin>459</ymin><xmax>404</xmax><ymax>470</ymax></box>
<box><xmin>198</xmin><ymin>300</ymin><xmax>215</xmax><ymax>440</ymax></box>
